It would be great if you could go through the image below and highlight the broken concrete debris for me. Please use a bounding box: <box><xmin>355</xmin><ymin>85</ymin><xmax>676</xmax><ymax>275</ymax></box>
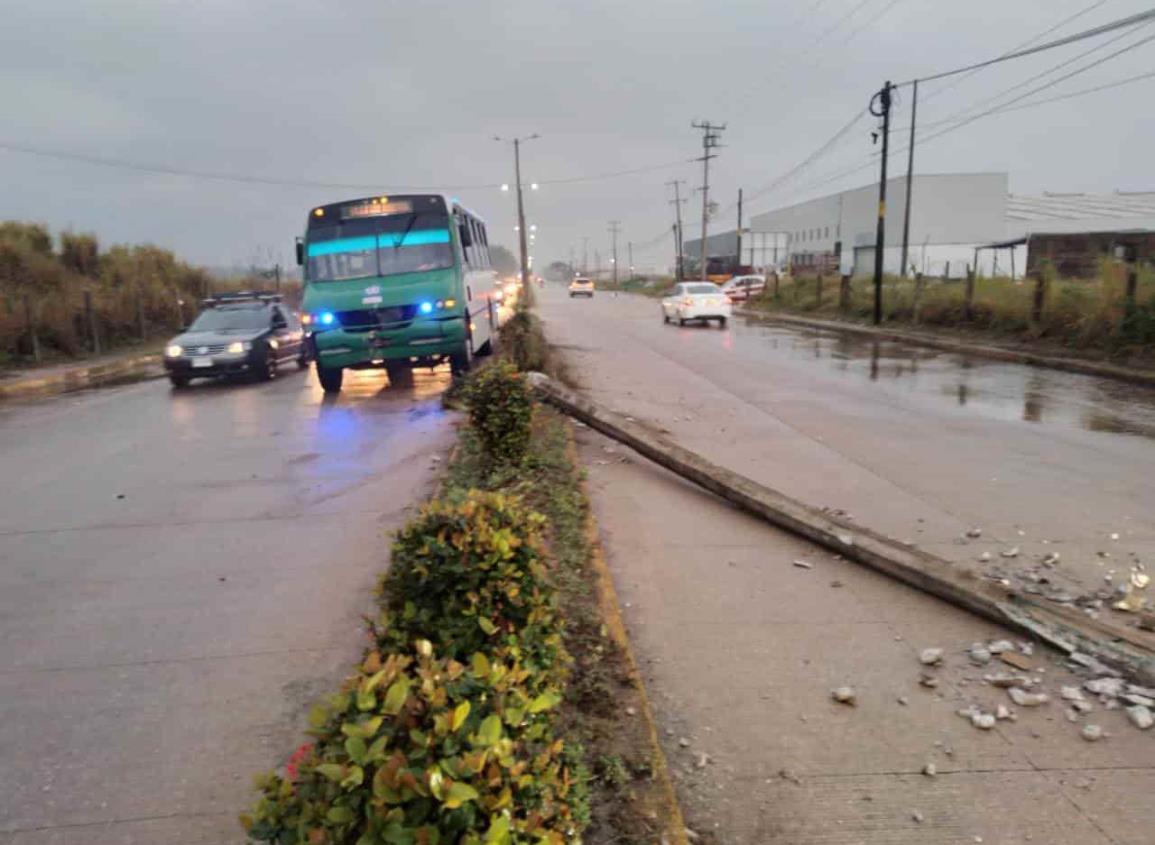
<box><xmin>1125</xmin><ymin>705</ymin><xmax>1154</xmax><ymax>730</ymax></box>
<box><xmin>919</xmin><ymin>647</ymin><xmax>944</xmax><ymax>666</ymax></box>
<box><xmin>922</xmin><ymin>762</ymin><xmax>936</xmax><ymax>777</ymax></box>
<box><xmin>1007</xmin><ymin>687</ymin><xmax>1049</xmax><ymax>707</ymax></box>
<box><xmin>792</xmin><ymin>559</ymin><xmax>813</xmax><ymax>569</ymax></box>
<box><xmin>969</xmin><ymin>644</ymin><xmax>992</xmax><ymax>665</ymax></box>
<box><xmin>831</xmin><ymin>686</ymin><xmax>857</xmax><ymax>705</ymax></box>
<box><xmin>1081</xmin><ymin>724</ymin><xmax>1104</xmax><ymax>742</ymax></box>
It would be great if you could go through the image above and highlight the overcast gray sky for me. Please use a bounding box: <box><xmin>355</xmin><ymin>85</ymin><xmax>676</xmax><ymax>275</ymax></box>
<box><xmin>2</xmin><ymin>0</ymin><xmax>1153</xmax><ymax>272</ymax></box>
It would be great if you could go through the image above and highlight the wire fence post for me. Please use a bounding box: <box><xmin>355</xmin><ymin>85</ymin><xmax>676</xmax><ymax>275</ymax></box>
<box><xmin>23</xmin><ymin>294</ymin><xmax>41</xmax><ymax>363</ymax></box>
<box><xmin>839</xmin><ymin>274</ymin><xmax>851</xmax><ymax>311</ymax></box>
<box><xmin>913</xmin><ymin>272</ymin><xmax>926</xmax><ymax>324</ymax></box>
<box><xmin>964</xmin><ymin>265</ymin><xmax>976</xmax><ymax>321</ymax></box>
<box><xmin>84</xmin><ymin>289</ymin><xmax>101</xmax><ymax>355</ymax></box>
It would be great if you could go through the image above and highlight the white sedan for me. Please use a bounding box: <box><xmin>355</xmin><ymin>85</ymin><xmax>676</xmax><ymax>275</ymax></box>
<box><xmin>661</xmin><ymin>282</ymin><xmax>732</xmax><ymax>328</ymax></box>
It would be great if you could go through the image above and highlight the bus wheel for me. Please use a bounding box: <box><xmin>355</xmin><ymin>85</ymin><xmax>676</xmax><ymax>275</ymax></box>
<box><xmin>385</xmin><ymin>361</ymin><xmax>413</xmax><ymax>386</ymax></box>
<box><xmin>317</xmin><ymin>364</ymin><xmax>343</xmax><ymax>394</ymax></box>
<box><xmin>449</xmin><ymin>344</ymin><xmax>472</xmax><ymax>376</ymax></box>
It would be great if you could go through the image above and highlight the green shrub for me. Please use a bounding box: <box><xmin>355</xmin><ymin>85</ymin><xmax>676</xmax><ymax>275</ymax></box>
<box><xmin>500</xmin><ymin>309</ymin><xmax>548</xmax><ymax>374</ymax></box>
<box><xmin>243</xmin><ymin>641</ymin><xmax>582</xmax><ymax>845</ymax></box>
<box><xmin>463</xmin><ymin>363</ymin><xmax>534</xmax><ymax>470</ymax></box>
<box><xmin>376</xmin><ymin>492</ymin><xmax>564</xmax><ymax>679</ymax></box>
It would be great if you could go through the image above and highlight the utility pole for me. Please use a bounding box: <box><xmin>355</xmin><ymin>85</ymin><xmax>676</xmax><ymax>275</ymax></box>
<box><xmin>628</xmin><ymin>241</ymin><xmax>634</xmax><ymax>278</ymax></box>
<box><xmin>608</xmin><ymin>221</ymin><xmax>621</xmax><ymax>285</ymax></box>
<box><xmin>667</xmin><ymin>179</ymin><xmax>687</xmax><ymax>280</ymax></box>
<box><xmin>494</xmin><ymin>134</ymin><xmax>539</xmax><ymax>289</ymax></box>
<box><xmin>736</xmin><ymin>188</ymin><xmax>743</xmax><ymax>270</ymax></box>
<box><xmin>692</xmin><ymin>120</ymin><xmax>725</xmax><ymax>280</ymax></box>
<box><xmin>900</xmin><ymin>79</ymin><xmax>918</xmax><ymax>278</ymax></box>
<box><xmin>581</xmin><ymin>236</ymin><xmax>589</xmax><ymax>275</ymax></box>
<box><xmin>869</xmin><ymin>82</ymin><xmax>893</xmax><ymax>325</ymax></box>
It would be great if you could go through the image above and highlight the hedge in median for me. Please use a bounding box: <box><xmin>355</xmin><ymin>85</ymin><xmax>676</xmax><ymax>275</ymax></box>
<box><xmin>243</xmin><ymin>640</ymin><xmax>580</xmax><ymax>845</ymax></box>
<box><xmin>375</xmin><ymin>491</ymin><xmax>565</xmax><ymax>682</ymax></box>
<box><xmin>462</xmin><ymin>362</ymin><xmax>534</xmax><ymax>471</ymax></box>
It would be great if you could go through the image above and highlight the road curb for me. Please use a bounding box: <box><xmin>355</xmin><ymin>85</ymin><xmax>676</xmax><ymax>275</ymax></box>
<box><xmin>0</xmin><ymin>354</ymin><xmax>165</xmax><ymax>400</ymax></box>
<box><xmin>531</xmin><ymin>372</ymin><xmax>1155</xmax><ymax>687</ymax></box>
<box><xmin>565</xmin><ymin>427</ymin><xmax>691</xmax><ymax>845</ymax></box>
<box><xmin>736</xmin><ymin>310</ymin><xmax>1155</xmax><ymax>388</ymax></box>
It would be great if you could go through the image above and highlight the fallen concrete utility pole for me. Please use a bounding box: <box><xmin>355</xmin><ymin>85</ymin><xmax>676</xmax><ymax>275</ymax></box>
<box><xmin>527</xmin><ymin>372</ymin><xmax>1155</xmax><ymax>686</ymax></box>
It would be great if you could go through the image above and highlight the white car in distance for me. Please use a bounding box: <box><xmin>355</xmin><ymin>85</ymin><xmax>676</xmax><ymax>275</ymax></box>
<box><xmin>661</xmin><ymin>282</ymin><xmax>732</xmax><ymax>328</ymax></box>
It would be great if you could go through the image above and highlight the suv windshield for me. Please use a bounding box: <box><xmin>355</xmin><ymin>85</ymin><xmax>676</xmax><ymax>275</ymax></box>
<box><xmin>188</xmin><ymin>306</ymin><xmax>270</xmax><ymax>332</ymax></box>
<box><xmin>687</xmin><ymin>284</ymin><xmax>718</xmax><ymax>294</ymax></box>
<box><xmin>306</xmin><ymin>212</ymin><xmax>454</xmax><ymax>282</ymax></box>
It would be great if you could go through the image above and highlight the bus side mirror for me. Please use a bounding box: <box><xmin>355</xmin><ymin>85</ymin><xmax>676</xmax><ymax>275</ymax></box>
<box><xmin>459</xmin><ymin>223</ymin><xmax>473</xmax><ymax>248</ymax></box>
<box><xmin>295</xmin><ymin>237</ymin><xmax>304</xmax><ymax>266</ymax></box>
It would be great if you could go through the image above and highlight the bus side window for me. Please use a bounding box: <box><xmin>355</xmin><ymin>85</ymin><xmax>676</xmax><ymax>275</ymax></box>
<box><xmin>479</xmin><ymin>223</ymin><xmax>491</xmax><ymax>268</ymax></box>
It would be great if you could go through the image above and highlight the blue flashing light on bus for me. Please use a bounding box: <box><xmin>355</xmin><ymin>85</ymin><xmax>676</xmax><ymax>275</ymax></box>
<box><xmin>419</xmin><ymin>302</ymin><xmax>434</xmax><ymax>315</ymax></box>
<box><xmin>319</xmin><ymin>311</ymin><xmax>336</xmax><ymax>326</ymax></box>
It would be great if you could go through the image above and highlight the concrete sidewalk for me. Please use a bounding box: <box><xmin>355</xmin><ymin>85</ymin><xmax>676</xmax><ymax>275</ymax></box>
<box><xmin>0</xmin><ymin>349</ymin><xmax>164</xmax><ymax>400</ymax></box>
<box><xmin>578</xmin><ymin>427</ymin><xmax>1155</xmax><ymax>845</ymax></box>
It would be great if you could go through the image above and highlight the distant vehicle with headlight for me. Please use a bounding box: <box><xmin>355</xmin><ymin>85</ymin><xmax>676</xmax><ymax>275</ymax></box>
<box><xmin>661</xmin><ymin>282</ymin><xmax>731</xmax><ymax>327</ymax></box>
<box><xmin>163</xmin><ymin>292</ymin><xmax>308</xmax><ymax>388</ymax></box>
<box><xmin>296</xmin><ymin>194</ymin><xmax>499</xmax><ymax>393</ymax></box>
<box><xmin>568</xmin><ymin>277</ymin><xmax>594</xmax><ymax>297</ymax></box>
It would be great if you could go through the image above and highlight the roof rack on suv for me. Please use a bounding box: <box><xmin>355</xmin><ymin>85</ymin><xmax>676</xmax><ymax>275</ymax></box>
<box><xmin>201</xmin><ymin>290</ymin><xmax>282</xmax><ymax>307</ymax></box>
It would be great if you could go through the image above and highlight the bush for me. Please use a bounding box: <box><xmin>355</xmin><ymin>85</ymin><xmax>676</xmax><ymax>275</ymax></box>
<box><xmin>499</xmin><ymin>309</ymin><xmax>548</xmax><ymax>374</ymax></box>
<box><xmin>376</xmin><ymin>492</ymin><xmax>563</xmax><ymax>679</ymax></box>
<box><xmin>243</xmin><ymin>641</ymin><xmax>582</xmax><ymax>845</ymax></box>
<box><xmin>463</xmin><ymin>363</ymin><xmax>533</xmax><ymax>470</ymax></box>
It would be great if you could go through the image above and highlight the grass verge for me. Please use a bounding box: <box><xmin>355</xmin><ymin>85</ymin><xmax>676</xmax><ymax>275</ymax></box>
<box><xmin>747</xmin><ymin>268</ymin><xmax>1155</xmax><ymax>363</ymax></box>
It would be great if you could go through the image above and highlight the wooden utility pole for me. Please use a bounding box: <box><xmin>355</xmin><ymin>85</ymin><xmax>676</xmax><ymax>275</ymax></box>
<box><xmin>608</xmin><ymin>221</ymin><xmax>621</xmax><ymax>286</ymax></box>
<box><xmin>736</xmin><ymin>188</ymin><xmax>743</xmax><ymax>270</ymax></box>
<box><xmin>900</xmin><ymin>80</ymin><xmax>918</xmax><ymax>278</ymax></box>
<box><xmin>692</xmin><ymin>120</ymin><xmax>725</xmax><ymax>279</ymax></box>
<box><xmin>495</xmin><ymin>134</ymin><xmax>539</xmax><ymax>289</ymax></box>
<box><xmin>869</xmin><ymin>81</ymin><xmax>894</xmax><ymax>325</ymax></box>
<box><xmin>628</xmin><ymin>241</ymin><xmax>634</xmax><ymax>278</ymax></box>
<box><xmin>667</xmin><ymin>179</ymin><xmax>687</xmax><ymax>280</ymax></box>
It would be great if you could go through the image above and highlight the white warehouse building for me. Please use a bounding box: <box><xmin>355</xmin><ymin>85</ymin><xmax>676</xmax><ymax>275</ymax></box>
<box><xmin>748</xmin><ymin>172</ymin><xmax>1009</xmax><ymax>278</ymax></box>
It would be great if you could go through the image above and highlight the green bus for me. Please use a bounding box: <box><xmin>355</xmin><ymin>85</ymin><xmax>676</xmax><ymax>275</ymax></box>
<box><xmin>295</xmin><ymin>194</ymin><xmax>499</xmax><ymax>393</ymax></box>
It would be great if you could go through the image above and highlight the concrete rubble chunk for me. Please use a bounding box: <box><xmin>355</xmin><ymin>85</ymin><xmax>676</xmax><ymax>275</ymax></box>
<box><xmin>922</xmin><ymin>762</ymin><xmax>936</xmax><ymax>777</ymax></box>
<box><xmin>1127</xmin><ymin>684</ymin><xmax>1155</xmax><ymax>698</ymax></box>
<box><xmin>1085</xmin><ymin>677</ymin><xmax>1125</xmax><ymax>697</ymax></box>
<box><xmin>919</xmin><ymin>648</ymin><xmax>944</xmax><ymax>666</ymax></box>
<box><xmin>1001</xmin><ymin>547</ymin><xmax>1020</xmax><ymax>558</ymax></box>
<box><xmin>695</xmin><ymin>752</ymin><xmax>710</xmax><ymax>768</ymax></box>
<box><xmin>971</xmin><ymin>712</ymin><xmax>996</xmax><ymax>730</ymax></box>
<box><xmin>996</xmin><ymin>704</ymin><xmax>1012</xmax><ymax>720</ymax></box>
<box><xmin>966</xmin><ymin>528</ymin><xmax>983</xmax><ymax>538</ymax></box>
<box><xmin>920</xmin><ymin>673</ymin><xmax>940</xmax><ymax>689</ymax></box>
<box><xmin>969</xmin><ymin>644</ymin><xmax>992</xmax><ymax>665</ymax></box>
<box><xmin>987</xmin><ymin>640</ymin><xmax>1014</xmax><ymax>654</ymax></box>
<box><xmin>1123</xmin><ymin>693</ymin><xmax>1155</xmax><ymax>708</ymax></box>
<box><xmin>1008</xmin><ymin>687</ymin><xmax>1049</xmax><ymax>707</ymax></box>
<box><xmin>678</xmin><ymin>737</ymin><xmax>691</xmax><ymax>748</ymax></box>
<box><xmin>792</xmin><ymin>559</ymin><xmax>813</xmax><ymax>569</ymax></box>
<box><xmin>1069</xmin><ymin>652</ymin><xmax>1118</xmax><ymax>676</ymax></box>
<box><xmin>912</xmin><ymin>811</ymin><xmax>925</xmax><ymax>824</ymax></box>
<box><xmin>978</xmin><ymin>551</ymin><xmax>993</xmax><ymax>562</ymax></box>
<box><xmin>831</xmin><ymin>687</ymin><xmax>857</xmax><ymax>705</ymax></box>
<box><xmin>1126</xmin><ymin>705</ymin><xmax>1154</xmax><ymax>730</ymax></box>
<box><xmin>984</xmin><ymin>672</ymin><xmax>1030</xmax><ymax>688</ymax></box>
<box><xmin>1060</xmin><ymin>686</ymin><xmax>1086</xmax><ymax>702</ymax></box>
<box><xmin>1081</xmin><ymin>724</ymin><xmax>1104</xmax><ymax>742</ymax></box>
<box><xmin>1072</xmin><ymin>700</ymin><xmax>1093</xmax><ymax>714</ymax></box>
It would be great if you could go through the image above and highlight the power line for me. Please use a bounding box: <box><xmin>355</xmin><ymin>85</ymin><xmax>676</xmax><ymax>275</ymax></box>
<box><xmin>750</xmin><ymin>27</ymin><xmax>1155</xmax><ymax>212</ymax></box>
<box><xmin>921</xmin><ymin>0</ymin><xmax>1112</xmax><ymax>104</ymax></box>
<box><xmin>907</xmin><ymin>18</ymin><xmax>1154</xmax><ymax>134</ymax></box>
<box><xmin>0</xmin><ymin>140</ymin><xmax>693</xmax><ymax>193</ymax></box>
<box><xmin>908</xmin><ymin>6</ymin><xmax>1155</xmax><ymax>86</ymax></box>
<box><xmin>981</xmin><ymin>66</ymin><xmax>1155</xmax><ymax>116</ymax></box>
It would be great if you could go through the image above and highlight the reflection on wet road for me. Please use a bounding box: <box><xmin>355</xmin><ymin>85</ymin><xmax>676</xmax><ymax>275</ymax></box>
<box><xmin>0</xmin><ymin>363</ymin><xmax>456</xmax><ymax>843</ymax></box>
<box><xmin>741</xmin><ymin>319</ymin><xmax>1155</xmax><ymax>442</ymax></box>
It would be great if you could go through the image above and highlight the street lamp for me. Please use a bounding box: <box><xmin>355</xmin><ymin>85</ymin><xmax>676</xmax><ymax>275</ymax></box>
<box><xmin>494</xmin><ymin>134</ymin><xmax>540</xmax><ymax>290</ymax></box>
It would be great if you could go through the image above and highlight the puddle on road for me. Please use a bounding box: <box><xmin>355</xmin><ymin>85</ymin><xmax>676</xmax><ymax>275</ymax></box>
<box><xmin>736</xmin><ymin>317</ymin><xmax>1155</xmax><ymax>441</ymax></box>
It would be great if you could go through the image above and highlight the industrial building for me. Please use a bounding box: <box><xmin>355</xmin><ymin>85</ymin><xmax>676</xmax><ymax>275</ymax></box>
<box><xmin>684</xmin><ymin>173</ymin><xmax>1155</xmax><ymax>279</ymax></box>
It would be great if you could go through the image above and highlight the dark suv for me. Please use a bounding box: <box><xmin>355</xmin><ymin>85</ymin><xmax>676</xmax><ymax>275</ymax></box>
<box><xmin>163</xmin><ymin>292</ymin><xmax>309</xmax><ymax>388</ymax></box>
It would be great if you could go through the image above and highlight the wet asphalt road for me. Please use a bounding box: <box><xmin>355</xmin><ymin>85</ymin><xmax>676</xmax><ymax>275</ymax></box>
<box><xmin>0</xmin><ymin>366</ymin><xmax>455</xmax><ymax>844</ymax></box>
<box><xmin>540</xmin><ymin>286</ymin><xmax>1155</xmax><ymax>621</ymax></box>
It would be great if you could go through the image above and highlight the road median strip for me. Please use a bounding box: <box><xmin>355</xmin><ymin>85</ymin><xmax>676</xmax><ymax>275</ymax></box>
<box><xmin>243</xmin><ymin>350</ymin><xmax>688</xmax><ymax>844</ymax></box>
<box><xmin>0</xmin><ymin>353</ymin><xmax>164</xmax><ymax>400</ymax></box>
<box><xmin>527</xmin><ymin>371</ymin><xmax>1155</xmax><ymax>687</ymax></box>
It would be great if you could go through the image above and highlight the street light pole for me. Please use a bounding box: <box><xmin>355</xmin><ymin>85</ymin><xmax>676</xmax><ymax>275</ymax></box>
<box><xmin>495</xmin><ymin>134</ymin><xmax>539</xmax><ymax>289</ymax></box>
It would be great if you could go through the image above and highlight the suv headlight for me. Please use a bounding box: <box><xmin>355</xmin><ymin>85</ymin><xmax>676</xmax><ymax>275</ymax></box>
<box><xmin>165</xmin><ymin>344</ymin><xmax>183</xmax><ymax>358</ymax></box>
<box><xmin>227</xmin><ymin>341</ymin><xmax>251</xmax><ymax>354</ymax></box>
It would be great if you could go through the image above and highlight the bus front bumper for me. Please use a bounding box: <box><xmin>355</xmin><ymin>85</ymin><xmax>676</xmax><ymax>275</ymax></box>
<box><xmin>311</xmin><ymin>318</ymin><xmax>467</xmax><ymax>369</ymax></box>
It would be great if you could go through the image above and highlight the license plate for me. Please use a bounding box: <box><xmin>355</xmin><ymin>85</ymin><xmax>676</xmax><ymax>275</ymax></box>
<box><xmin>192</xmin><ymin>357</ymin><xmax>213</xmax><ymax>368</ymax></box>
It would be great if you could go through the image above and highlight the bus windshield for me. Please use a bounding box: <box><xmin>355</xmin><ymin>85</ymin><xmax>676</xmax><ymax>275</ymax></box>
<box><xmin>306</xmin><ymin>212</ymin><xmax>454</xmax><ymax>282</ymax></box>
